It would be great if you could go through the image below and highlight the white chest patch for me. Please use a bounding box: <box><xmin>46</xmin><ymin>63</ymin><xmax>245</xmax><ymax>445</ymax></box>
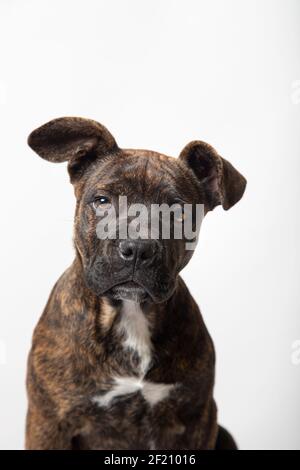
<box><xmin>92</xmin><ymin>300</ymin><xmax>177</xmax><ymax>408</ymax></box>
<box><xmin>92</xmin><ymin>376</ymin><xmax>176</xmax><ymax>408</ymax></box>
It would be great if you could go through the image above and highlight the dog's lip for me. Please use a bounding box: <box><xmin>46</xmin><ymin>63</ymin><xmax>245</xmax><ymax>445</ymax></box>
<box><xmin>98</xmin><ymin>276</ymin><xmax>176</xmax><ymax>303</ymax></box>
<box><xmin>108</xmin><ymin>280</ymin><xmax>151</xmax><ymax>302</ymax></box>
<box><xmin>113</xmin><ymin>281</ymin><xmax>145</xmax><ymax>291</ymax></box>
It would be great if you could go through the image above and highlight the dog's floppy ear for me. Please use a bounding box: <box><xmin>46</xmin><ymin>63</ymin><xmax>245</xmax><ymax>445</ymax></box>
<box><xmin>179</xmin><ymin>140</ymin><xmax>246</xmax><ymax>210</ymax></box>
<box><xmin>28</xmin><ymin>117</ymin><xmax>118</xmax><ymax>181</ymax></box>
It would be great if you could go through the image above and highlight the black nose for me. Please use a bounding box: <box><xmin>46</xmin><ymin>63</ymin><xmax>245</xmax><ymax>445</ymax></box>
<box><xmin>118</xmin><ymin>240</ymin><xmax>158</xmax><ymax>262</ymax></box>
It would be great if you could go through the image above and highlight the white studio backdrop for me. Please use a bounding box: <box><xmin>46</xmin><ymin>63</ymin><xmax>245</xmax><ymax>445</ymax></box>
<box><xmin>0</xmin><ymin>0</ymin><xmax>299</xmax><ymax>450</ymax></box>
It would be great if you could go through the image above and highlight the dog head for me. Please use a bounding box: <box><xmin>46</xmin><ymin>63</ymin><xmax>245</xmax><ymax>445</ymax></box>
<box><xmin>28</xmin><ymin>117</ymin><xmax>246</xmax><ymax>303</ymax></box>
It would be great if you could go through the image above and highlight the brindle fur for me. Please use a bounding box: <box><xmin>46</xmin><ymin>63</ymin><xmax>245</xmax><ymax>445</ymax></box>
<box><xmin>26</xmin><ymin>117</ymin><xmax>246</xmax><ymax>450</ymax></box>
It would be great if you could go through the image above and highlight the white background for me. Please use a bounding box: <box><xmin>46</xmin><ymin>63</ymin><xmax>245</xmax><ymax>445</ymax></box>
<box><xmin>0</xmin><ymin>0</ymin><xmax>299</xmax><ymax>450</ymax></box>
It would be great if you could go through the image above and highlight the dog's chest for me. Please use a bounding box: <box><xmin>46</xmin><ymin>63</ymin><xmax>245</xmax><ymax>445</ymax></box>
<box><xmin>92</xmin><ymin>301</ymin><xmax>176</xmax><ymax>409</ymax></box>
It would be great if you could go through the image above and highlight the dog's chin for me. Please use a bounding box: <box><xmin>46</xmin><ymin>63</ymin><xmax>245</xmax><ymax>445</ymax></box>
<box><xmin>106</xmin><ymin>281</ymin><xmax>177</xmax><ymax>304</ymax></box>
<box><xmin>106</xmin><ymin>281</ymin><xmax>150</xmax><ymax>303</ymax></box>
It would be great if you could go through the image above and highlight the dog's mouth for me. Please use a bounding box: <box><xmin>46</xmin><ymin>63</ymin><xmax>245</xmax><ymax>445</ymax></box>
<box><xmin>107</xmin><ymin>281</ymin><xmax>150</xmax><ymax>302</ymax></box>
<box><xmin>85</xmin><ymin>259</ymin><xmax>177</xmax><ymax>304</ymax></box>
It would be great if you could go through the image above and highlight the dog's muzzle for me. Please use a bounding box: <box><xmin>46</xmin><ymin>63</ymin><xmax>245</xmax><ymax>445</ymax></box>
<box><xmin>85</xmin><ymin>239</ymin><xmax>176</xmax><ymax>303</ymax></box>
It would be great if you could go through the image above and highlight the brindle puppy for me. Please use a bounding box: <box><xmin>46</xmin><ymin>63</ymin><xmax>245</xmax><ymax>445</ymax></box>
<box><xmin>26</xmin><ymin>117</ymin><xmax>246</xmax><ymax>450</ymax></box>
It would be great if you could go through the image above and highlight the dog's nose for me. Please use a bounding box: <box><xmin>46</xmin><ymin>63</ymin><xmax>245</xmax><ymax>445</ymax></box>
<box><xmin>118</xmin><ymin>240</ymin><xmax>158</xmax><ymax>262</ymax></box>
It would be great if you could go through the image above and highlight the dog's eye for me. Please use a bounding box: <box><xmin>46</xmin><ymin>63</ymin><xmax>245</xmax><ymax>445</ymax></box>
<box><xmin>92</xmin><ymin>196</ymin><xmax>111</xmax><ymax>211</ymax></box>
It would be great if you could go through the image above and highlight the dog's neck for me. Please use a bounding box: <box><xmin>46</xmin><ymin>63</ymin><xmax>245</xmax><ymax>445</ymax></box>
<box><xmin>118</xmin><ymin>300</ymin><xmax>153</xmax><ymax>376</ymax></box>
<box><xmin>99</xmin><ymin>295</ymin><xmax>158</xmax><ymax>339</ymax></box>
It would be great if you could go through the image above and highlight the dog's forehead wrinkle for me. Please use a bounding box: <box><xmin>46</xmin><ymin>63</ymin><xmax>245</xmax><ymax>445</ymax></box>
<box><xmin>83</xmin><ymin>156</ymin><xmax>191</xmax><ymax>204</ymax></box>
